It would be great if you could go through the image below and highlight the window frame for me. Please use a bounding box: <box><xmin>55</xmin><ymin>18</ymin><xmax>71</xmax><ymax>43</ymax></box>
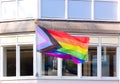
<box><xmin>0</xmin><ymin>33</ymin><xmax>118</xmax><ymax>80</ymax></box>
<box><xmin>41</xmin><ymin>0</ymin><xmax>65</xmax><ymax>18</ymax></box>
<box><xmin>0</xmin><ymin>0</ymin><xmax>37</xmax><ymax>20</ymax></box>
<box><xmin>68</xmin><ymin>0</ymin><xmax>92</xmax><ymax>19</ymax></box>
<box><xmin>39</xmin><ymin>0</ymin><xmax>120</xmax><ymax>21</ymax></box>
<box><xmin>0</xmin><ymin>33</ymin><xmax>36</xmax><ymax>79</ymax></box>
<box><xmin>37</xmin><ymin>35</ymin><xmax>119</xmax><ymax>79</ymax></box>
<box><xmin>94</xmin><ymin>0</ymin><xmax>118</xmax><ymax>20</ymax></box>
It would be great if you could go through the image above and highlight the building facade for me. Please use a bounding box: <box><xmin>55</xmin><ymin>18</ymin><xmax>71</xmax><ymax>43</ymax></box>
<box><xmin>0</xmin><ymin>0</ymin><xmax>120</xmax><ymax>83</ymax></box>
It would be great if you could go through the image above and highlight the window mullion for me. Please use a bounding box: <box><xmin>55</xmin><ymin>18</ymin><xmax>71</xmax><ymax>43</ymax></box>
<box><xmin>91</xmin><ymin>0</ymin><xmax>94</xmax><ymax>20</ymax></box>
<box><xmin>97</xmin><ymin>36</ymin><xmax>102</xmax><ymax>78</ymax></box>
<box><xmin>38</xmin><ymin>0</ymin><xmax>41</xmax><ymax>18</ymax></box>
<box><xmin>37</xmin><ymin>52</ymin><xmax>42</xmax><ymax>77</ymax></box>
<box><xmin>117</xmin><ymin>0</ymin><xmax>120</xmax><ymax>21</ymax></box>
<box><xmin>65</xmin><ymin>0</ymin><xmax>68</xmax><ymax>19</ymax></box>
<box><xmin>0</xmin><ymin>46</ymin><xmax>4</xmax><ymax>77</ymax></box>
<box><xmin>117</xmin><ymin>36</ymin><xmax>120</xmax><ymax>78</ymax></box>
<box><xmin>0</xmin><ymin>0</ymin><xmax>2</xmax><ymax>20</ymax></box>
<box><xmin>78</xmin><ymin>63</ymin><xmax>82</xmax><ymax>78</ymax></box>
<box><xmin>16</xmin><ymin>45</ymin><xmax>20</xmax><ymax>77</ymax></box>
<box><xmin>116</xmin><ymin>46</ymin><xmax>120</xmax><ymax>78</ymax></box>
<box><xmin>58</xmin><ymin>58</ymin><xmax>62</xmax><ymax>77</ymax></box>
<box><xmin>16</xmin><ymin>0</ymin><xmax>18</xmax><ymax>18</ymax></box>
<box><xmin>33</xmin><ymin>43</ymin><xmax>37</xmax><ymax>77</ymax></box>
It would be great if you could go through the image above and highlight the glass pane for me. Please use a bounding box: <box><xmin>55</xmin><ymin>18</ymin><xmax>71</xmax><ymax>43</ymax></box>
<box><xmin>68</xmin><ymin>0</ymin><xmax>91</xmax><ymax>19</ymax></box>
<box><xmin>20</xmin><ymin>45</ymin><xmax>33</xmax><ymax>76</ymax></box>
<box><xmin>41</xmin><ymin>0</ymin><xmax>65</xmax><ymax>18</ymax></box>
<box><xmin>42</xmin><ymin>55</ymin><xmax>57</xmax><ymax>76</ymax></box>
<box><xmin>62</xmin><ymin>60</ymin><xmax>77</xmax><ymax>76</ymax></box>
<box><xmin>18</xmin><ymin>0</ymin><xmax>34</xmax><ymax>18</ymax></box>
<box><xmin>102</xmin><ymin>46</ymin><xmax>116</xmax><ymax>77</ymax></box>
<box><xmin>3</xmin><ymin>46</ymin><xmax>16</xmax><ymax>76</ymax></box>
<box><xmin>82</xmin><ymin>47</ymin><xmax>97</xmax><ymax>76</ymax></box>
<box><xmin>94</xmin><ymin>1</ymin><xmax>117</xmax><ymax>20</ymax></box>
<box><xmin>1</xmin><ymin>1</ymin><xmax>16</xmax><ymax>19</ymax></box>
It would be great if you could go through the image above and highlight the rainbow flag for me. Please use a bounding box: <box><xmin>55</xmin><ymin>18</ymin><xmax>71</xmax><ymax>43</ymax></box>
<box><xmin>48</xmin><ymin>30</ymin><xmax>89</xmax><ymax>62</ymax></box>
<box><xmin>36</xmin><ymin>25</ymin><xmax>90</xmax><ymax>64</ymax></box>
<box><xmin>45</xmin><ymin>50</ymin><xmax>85</xmax><ymax>64</ymax></box>
<box><xmin>36</xmin><ymin>25</ymin><xmax>60</xmax><ymax>52</ymax></box>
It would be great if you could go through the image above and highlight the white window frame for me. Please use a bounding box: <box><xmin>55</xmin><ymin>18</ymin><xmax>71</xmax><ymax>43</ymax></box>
<box><xmin>39</xmin><ymin>0</ymin><xmax>120</xmax><ymax>21</ymax></box>
<box><xmin>36</xmin><ymin>35</ymin><xmax>119</xmax><ymax>80</ymax></box>
<box><xmin>0</xmin><ymin>0</ymin><xmax>38</xmax><ymax>21</ymax></box>
<box><xmin>0</xmin><ymin>33</ymin><xmax>37</xmax><ymax>80</ymax></box>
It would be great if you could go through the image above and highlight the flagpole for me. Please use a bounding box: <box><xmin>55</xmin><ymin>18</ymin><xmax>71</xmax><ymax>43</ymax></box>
<box><xmin>34</xmin><ymin>20</ymin><xmax>42</xmax><ymax>77</ymax></box>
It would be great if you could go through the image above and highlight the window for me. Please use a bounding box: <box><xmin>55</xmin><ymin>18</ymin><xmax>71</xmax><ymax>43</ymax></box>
<box><xmin>18</xmin><ymin>0</ymin><xmax>34</xmax><ymax>18</ymax></box>
<box><xmin>40</xmin><ymin>0</ymin><xmax>119</xmax><ymax>21</ymax></box>
<box><xmin>62</xmin><ymin>59</ymin><xmax>77</xmax><ymax>76</ymax></box>
<box><xmin>41</xmin><ymin>0</ymin><xmax>65</xmax><ymax>18</ymax></box>
<box><xmin>68</xmin><ymin>0</ymin><xmax>91</xmax><ymax>19</ymax></box>
<box><xmin>94</xmin><ymin>1</ymin><xmax>117</xmax><ymax>20</ymax></box>
<box><xmin>102</xmin><ymin>46</ymin><xmax>116</xmax><ymax>76</ymax></box>
<box><xmin>3</xmin><ymin>46</ymin><xmax>16</xmax><ymax>76</ymax></box>
<box><xmin>1</xmin><ymin>34</ymin><xmax>118</xmax><ymax>78</ymax></box>
<box><xmin>82</xmin><ymin>46</ymin><xmax>97</xmax><ymax>76</ymax></box>
<box><xmin>1</xmin><ymin>1</ymin><xmax>16</xmax><ymax>19</ymax></box>
<box><xmin>42</xmin><ymin>55</ymin><xmax>57</xmax><ymax>76</ymax></box>
<box><xmin>20</xmin><ymin>45</ymin><xmax>33</xmax><ymax>76</ymax></box>
<box><xmin>40</xmin><ymin>35</ymin><xmax>118</xmax><ymax>78</ymax></box>
<box><xmin>1</xmin><ymin>0</ymin><xmax>35</xmax><ymax>20</ymax></box>
<box><xmin>0</xmin><ymin>34</ymin><xmax>35</xmax><ymax>77</ymax></box>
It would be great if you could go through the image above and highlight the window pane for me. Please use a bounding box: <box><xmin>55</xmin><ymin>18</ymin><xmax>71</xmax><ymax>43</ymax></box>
<box><xmin>20</xmin><ymin>45</ymin><xmax>33</xmax><ymax>76</ymax></box>
<box><xmin>102</xmin><ymin>46</ymin><xmax>116</xmax><ymax>77</ymax></box>
<box><xmin>42</xmin><ymin>55</ymin><xmax>57</xmax><ymax>76</ymax></box>
<box><xmin>94</xmin><ymin>1</ymin><xmax>117</xmax><ymax>20</ymax></box>
<box><xmin>68</xmin><ymin>0</ymin><xmax>91</xmax><ymax>19</ymax></box>
<box><xmin>41</xmin><ymin>0</ymin><xmax>65</xmax><ymax>18</ymax></box>
<box><xmin>3</xmin><ymin>46</ymin><xmax>16</xmax><ymax>76</ymax></box>
<box><xmin>1</xmin><ymin>1</ymin><xmax>16</xmax><ymax>19</ymax></box>
<box><xmin>62</xmin><ymin>60</ymin><xmax>77</xmax><ymax>76</ymax></box>
<box><xmin>18</xmin><ymin>0</ymin><xmax>34</xmax><ymax>18</ymax></box>
<box><xmin>82</xmin><ymin>47</ymin><xmax>97</xmax><ymax>76</ymax></box>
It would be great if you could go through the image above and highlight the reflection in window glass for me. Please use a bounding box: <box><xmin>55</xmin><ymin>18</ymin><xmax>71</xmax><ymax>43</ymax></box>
<box><xmin>1</xmin><ymin>1</ymin><xmax>16</xmax><ymax>19</ymax></box>
<box><xmin>94</xmin><ymin>1</ymin><xmax>117</xmax><ymax>20</ymax></box>
<box><xmin>102</xmin><ymin>46</ymin><xmax>116</xmax><ymax>77</ymax></box>
<box><xmin>42</xmin><ymin>55</ymin><xmax>57</xmax><ymax>76</ymax></box>
<box><xmin>62</xmin><ymin>60</ymin><xmax>77</xmax><ymax>76</ymax></box>
<box><xmin>20</xmin><ymin>45</ymin><xmax>33</xmax><ymax>76</ymax></box>
<box><xmin>41</xmin><ymin>0</ymin><xmax>65</xmax><ymax>18</ymax></box>
<box><xmin>68</xmin><ymin>0</ymin><xmax>91</xmax><ymax>19</ymax></box>
<box><xmin>3</xmin><ymin>46</ymin><xmax>16</xmax><ymax>76</ymax></box>
<box><xmin>82</xmin><ymin>47</ymin><xmax>97</xmax><ymax>76</ymax></box>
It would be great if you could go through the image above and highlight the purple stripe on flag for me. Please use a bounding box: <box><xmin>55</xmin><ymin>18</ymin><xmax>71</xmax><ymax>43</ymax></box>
<box><xmin>45</xmin><ymin>51</ymin><xmax>85</xmax><ymax>64</ymax></box>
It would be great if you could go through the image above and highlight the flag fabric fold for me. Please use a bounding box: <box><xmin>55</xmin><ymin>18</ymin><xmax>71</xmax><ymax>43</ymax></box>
<box><xmin>36</xmin><ymin>25</ymin><xmax>90</xmax><ymax>64</ymax></box>
<box><xmin>48</xmin><ymin>30</ymin><xmax>89</xmax><ymax>61</ymax></box>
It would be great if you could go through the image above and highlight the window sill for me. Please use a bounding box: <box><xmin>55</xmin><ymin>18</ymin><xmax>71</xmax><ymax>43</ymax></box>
<box><xmin>0</xmin><ymin>76</ymin><xmax>118</xmax><ymax>81</ymax></box>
